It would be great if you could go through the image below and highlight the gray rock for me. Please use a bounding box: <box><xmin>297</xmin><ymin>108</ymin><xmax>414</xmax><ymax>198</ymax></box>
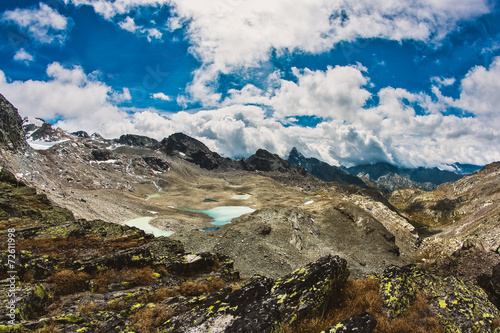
<box><xmin>0</xmin><ymin>93</ymin><xmax>27</xmax><ymax>152</ymax></box>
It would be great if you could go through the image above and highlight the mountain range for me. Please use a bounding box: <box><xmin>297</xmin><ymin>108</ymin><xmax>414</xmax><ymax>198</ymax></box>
<box><xmin>1</xmin><ymin>92</ymin><xmax>500</xmax><ymax>332</ymax></box>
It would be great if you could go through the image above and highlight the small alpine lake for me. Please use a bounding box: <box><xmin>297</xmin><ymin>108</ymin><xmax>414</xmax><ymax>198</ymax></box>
<box><xmin>181</xmin><ymin>206</ymin><xmax>255</xmax><ymax>226</ymax></box>
<box><xmin>124</xmin><ymin>217</ymin><xmax>173</xmax><ymax>237</ymax></box>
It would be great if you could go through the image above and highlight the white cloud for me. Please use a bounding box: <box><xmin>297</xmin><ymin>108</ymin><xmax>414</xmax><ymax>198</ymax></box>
<box><xmin>0</xmin><ymin>63</ymin><xmax>136</xmax><ymax>138</ymax></box>
<box><xmin>453</xmin><ymin>57</ymin><xmax>500</xmax><ymax>120</ymax></box>
<box><xmin>1</xmin><ymin>59</ymin><xmax>498</xmax><ymax>168</ymax></box>
<box><xmin>1</xmin><ymin>3</ymin><xmax>72</xmax><ymax>45</ymax></box>
<box><xmin>63</xmin><ymin>0</ymin><xmax>492</xmax><ymax>106</ymax></box>
<box><xmin>152</xmin><ymin>92</ymin><xmax>171</xmax><ymax>101</ymax></box>
<box><xmin>165</xmin><ymin>0</ymin><xmax>491</xmax><ymax>105</ymax></box>
<box><xmin>13</xmin><ymin>48</ymin><xmax>34</xmax><ymax>64</ymax></box>
<box><xmin>118</xmin><ymin>16</ymin><xmax>163</xmax><ymax>41</ymax></box>
<box><xmin>118</xmin><ymin>16</ymin><xmax>139</xmax><ymax>32</ymax></box>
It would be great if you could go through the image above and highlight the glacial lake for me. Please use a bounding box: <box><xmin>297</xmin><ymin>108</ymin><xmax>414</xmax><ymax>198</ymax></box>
<box><xmin>184</xmin><ymin>206</ymin><xmax>255</xmax><ymax>226</ymax></box>
<box><xmin>124</xmin><ymin>217</ymin><xmax>173</xmax><ymax>237</ymax></box>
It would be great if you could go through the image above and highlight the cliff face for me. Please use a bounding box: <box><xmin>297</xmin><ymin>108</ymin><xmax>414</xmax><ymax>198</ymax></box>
<box><xmin>0</xmin><ymin>93</ymin><xmax>27</xmax><ymax>152</ymax></box>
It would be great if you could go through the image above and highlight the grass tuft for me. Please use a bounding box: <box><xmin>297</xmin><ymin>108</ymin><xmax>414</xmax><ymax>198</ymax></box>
<box><xmin>48</xmin><ymin>270</ymin><xmax>90</xmax><ymax>295</ymax></box>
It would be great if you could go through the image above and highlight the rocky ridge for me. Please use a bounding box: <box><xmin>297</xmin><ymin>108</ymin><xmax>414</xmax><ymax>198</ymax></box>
<box><xmin>347</xmin><ymin>162</ymin><xmax>470</xmax><ymax>193</ymax></box>
<box><xmin>0</xmin><ymin>94</ymin><xmax>27</xmax><ymax>152</ymax></box>
<box><xmin>287</xmin><ymin>147</ymin><xmax>367</xmax><ymax>187</ymax></box>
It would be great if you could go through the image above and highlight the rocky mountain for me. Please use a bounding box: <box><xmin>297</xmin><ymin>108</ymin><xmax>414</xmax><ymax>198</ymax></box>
<box><xmin>448</xmin><ymin>162</ymin><xmax>483</xmax><ymax>175</ymax></box>
<box><xmin>160</xmin><ymin>132</ymin><xmax>239</xmax><ymax>170</ymax></box>
<box><xmin>1</xmin><ymin>93</ymin><xmax>500</xmax><ymax>332</ymax></box>
<box><xmin>0</xmin><ymin>93</ymin><xmax>27</xmax><ymax>152</ymax></box>
<box><xmin>22</xmin><ymin>116</ymin><xmax>74</xmax><ymax>145</ymax></box>
<box><xmin>115</xmin><ymin>134</ymin><xmax>161</xmax><ymax>150</ymax></box>
<box><xmin>347</xmin><ymin>162</ymin><xmax>465</xmax><ymax>192</ymax></box>
<box><xmin>288</xmin><ymin>147</ymin><xmax>366</xmax><ymax>187</ymax></box>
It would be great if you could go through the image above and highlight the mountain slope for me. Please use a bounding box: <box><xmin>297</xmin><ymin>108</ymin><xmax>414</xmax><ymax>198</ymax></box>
<box><xmin>287</xmin><ymin>147</ymin><xmax>366</xmax><ymax>187</ymax></box>
<box><xmin>0</xmin><ymin>93</ymin><xmax>27</xmax><ymax>152</ymax></box>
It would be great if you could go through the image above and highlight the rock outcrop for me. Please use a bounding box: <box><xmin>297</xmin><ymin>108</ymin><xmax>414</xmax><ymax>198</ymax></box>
<box><xmin>161</xmin><ymin>132</ymin><xmax>236</xmax><ymax>170</ymax></box>
<box><xmin>163</xmin><ymin>255</ymin><xmax>349</xmax><ymax>332</ymax></box>
<box><xmin>0</xmin><ymin>93</ymin><xmax>27</xmax><ymax>152</ymax></box>
<box><xmin>115</xmin><ymin>134</ymin><xmax>161</xmax><ymax>150</ymax></box>
<box><xmin>379</xmin><ymin>265</ymin><xmax>500</xmax><ymax>332</ymax></box>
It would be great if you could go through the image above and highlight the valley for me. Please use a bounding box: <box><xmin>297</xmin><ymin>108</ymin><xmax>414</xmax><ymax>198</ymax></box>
<box><xmin>1</xmin><ymin>92</ymin><xmax>500</xmax><ymax>332</ymax></box>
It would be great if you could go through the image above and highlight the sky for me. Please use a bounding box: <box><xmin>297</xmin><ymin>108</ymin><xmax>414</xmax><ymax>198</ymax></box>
<box><xmin>0</xmin><ymin>0</ymin><xmax>499</xmax><ymax>168</ymax></box>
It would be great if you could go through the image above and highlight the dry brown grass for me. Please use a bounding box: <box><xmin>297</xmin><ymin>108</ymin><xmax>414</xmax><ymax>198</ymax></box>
<box><xmin>137</xmin><ymin>278</ymin><xmax>227</xmax><ymax>303</ymax></box>
<box><xmin>34</xmin><ymin>321</ymin><xmax>60</xmax><ymax>333</ymax></box>
<box><xmin>105</xmin><ymin>300</ymin><xmax>127</xmax><ymax>312</ymax></box>
<box><xmin>48</xmin><ymin>270</ymin><xmax>90</xmax><ymax>295</ymax></box>
<box><xmin>178</xmin><ymin>278</ymin><xmax>226</xmax><ymax>296</ymax></box>
<box><xmin>91</xmin><ymin>266</ymin><xmax>157</xmax><ymax>292</ymax></box>
<box><xmin>138</xmin><ymin>287</ymin><xmax>180</xmax><ymax>304</ymax></box>
<box><xmin>285</xmin><ymin>278</ymin><xmax>445</xmax><ymax>333</ymax></box>
<box><xmin>130</xmin><ymin>306</ymin><xmax>172</xmax><ymax>333</ymax></box>
<box><xmin>492</xmin><ymin>318</ymin><xmax>500</xmax><ymax>330</ymax></box>
<box><xmin>17</xmin><ymin>235</ymin><xmax>149</xmax><ymax>260</ymax></box>
<box><xmin>78</xmin><ymin>302</ymin><xmax>100</xmax><ymax>316</ymax></box>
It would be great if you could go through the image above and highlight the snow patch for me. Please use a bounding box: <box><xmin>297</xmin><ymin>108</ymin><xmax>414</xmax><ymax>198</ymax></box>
<box><xmin>27</xmin><ymin>139</ymin><xmax>69</xmax><ymax>150</ymax></box>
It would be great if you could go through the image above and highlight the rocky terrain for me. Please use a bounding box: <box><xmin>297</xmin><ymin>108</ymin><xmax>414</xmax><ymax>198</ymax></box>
<box><xmin>1</xmin><ymin>92</ymin><xmax>500</xmax><ymax>332</ymax></box>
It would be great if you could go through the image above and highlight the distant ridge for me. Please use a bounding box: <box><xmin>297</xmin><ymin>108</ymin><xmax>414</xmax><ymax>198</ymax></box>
<box><xmin>287</xmin><ymin>147</ymin><xmax>366</xmax><ymax>187</ymax></box>
<box><xmin>346</xmin><ymin>162</ymin><xmax>477</xmax><ymax>192</ymax></box>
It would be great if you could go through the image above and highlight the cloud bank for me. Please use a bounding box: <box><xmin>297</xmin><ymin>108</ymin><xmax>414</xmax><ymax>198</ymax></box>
<box><xmin>1</xmin><ymin>58</ymin><xmax>499</xmax><ymax>168</ymax></box>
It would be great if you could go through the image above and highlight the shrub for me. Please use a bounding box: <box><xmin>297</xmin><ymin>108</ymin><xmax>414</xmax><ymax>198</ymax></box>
<box><xmin>130</xmin><ymin>306</ymin><xmax>172</xmax><ymax>333</ymax></box>
<box><xmin>178</xmin><ymin>278</ymin><xmax>226</xmax><ymax>297</ymax></box>
<box><xmin>285</xmin><ymin>278</ymin><xmax>445</xmax><ymax>333</ymax></box>
<box><xmin>48</xmin><ymin>270</ymin><xmax>90</xmax><ymax>295</ymax></box>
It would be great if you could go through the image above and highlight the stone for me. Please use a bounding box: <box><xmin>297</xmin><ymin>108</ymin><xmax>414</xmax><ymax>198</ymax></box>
<box><xmin>162</xmin><ymin>254</ymin><xmax>349</xmax><ymax>332</ymax></box>
<box><xmin>379</xmin><ymin>264</ymin><xmax>500</xmax><ymax>332</ymax></box>
<box><xmin>321</xmin><ymin>312</ymin><xmax>377</xmax><ymax>333</ymax></box>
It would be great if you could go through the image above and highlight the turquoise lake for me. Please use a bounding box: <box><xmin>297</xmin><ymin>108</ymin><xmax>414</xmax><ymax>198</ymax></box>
<box><xmin>124</xmin><ymin>217</ymin><xmax>173</xmax><ymax>237</ymax></box>
<box><xmin>185</xmin><ymin>206</ymin><xmax>255</xmax><ymax>226</ymax></box>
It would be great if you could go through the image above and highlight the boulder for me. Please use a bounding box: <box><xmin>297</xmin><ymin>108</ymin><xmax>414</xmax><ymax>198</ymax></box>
<box><xmin>479</xmin><ymin>262</ymin><xmax>500</xmax><ymax>310</ymax></box>
<box><xmin>379</xmin><ymin>265</ymin><xmax>500</xmax><ymax>332</ymax></box>
<box><xmin>162</xmin><ymin>255</ymin><xmax>349</xmax><ymax>332</ymax></box>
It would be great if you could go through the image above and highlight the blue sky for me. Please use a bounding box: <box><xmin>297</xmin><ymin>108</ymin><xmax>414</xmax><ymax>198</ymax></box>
<box><xmin>1</xmin><ymin>0</ymin><xmax>499</xmax><ymax>168</ymax></box>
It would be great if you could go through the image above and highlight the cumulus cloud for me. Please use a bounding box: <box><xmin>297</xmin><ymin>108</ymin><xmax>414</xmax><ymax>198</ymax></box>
<box><xmin>2</xmin><ymin>58</ymin><xmax>499</xmax><ymax>168</ymax></box>
<box><xmin>13</xmin><ymin>48</ymin><xmax>34</xmax><ymax>64</ymax></box>
<box><xmin>165</xmin><ymin>0</ymin><xmax>491</xmax><ymax>104</ymax></box>
<box><xmin>1</xmin><ymin>3</ymin><xmax>72</xmax><ymax>45</ymax></box>
<box><xmin>118</xmin><ymin>16</ymin><xmax>163</xmax><ymax>41</ymax></box>
<box><xmin>0</xmin><ymin>63</ymin><xmax>136</xmax><ymax>138</ymax></box>
<box><xmin>63</xmin><ymin>0</ymin><xmax>492</xmax><ymax>106</ymax></box>
<box><xmin>151</xmin><ymin>92</ymin><xmax>171</xmax><ymax>101</ymax></box>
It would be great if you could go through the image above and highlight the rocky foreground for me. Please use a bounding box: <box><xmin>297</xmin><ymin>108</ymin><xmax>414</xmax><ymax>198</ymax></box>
<box><xmin>1</xmin><ymin>167</ymin><xmax>500</xmax><ymax>332</ymax></box>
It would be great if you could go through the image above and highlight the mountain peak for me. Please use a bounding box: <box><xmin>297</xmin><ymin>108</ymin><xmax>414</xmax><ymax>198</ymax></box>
<box><xmin>287</xmin><ymin>147</ymin><xmax>366</xmax><ymax>187</ymax></box>
<box><xmin>0</xmin><ymin>93</ymin><xmax>27</xmax><ymax>152</ymax></box>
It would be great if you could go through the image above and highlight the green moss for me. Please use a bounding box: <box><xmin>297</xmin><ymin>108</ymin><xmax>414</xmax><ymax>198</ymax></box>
<box><xmin>55</xmin><ymin>313</ymin><xmax>84</xmax><ymax>323</ymax></box>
